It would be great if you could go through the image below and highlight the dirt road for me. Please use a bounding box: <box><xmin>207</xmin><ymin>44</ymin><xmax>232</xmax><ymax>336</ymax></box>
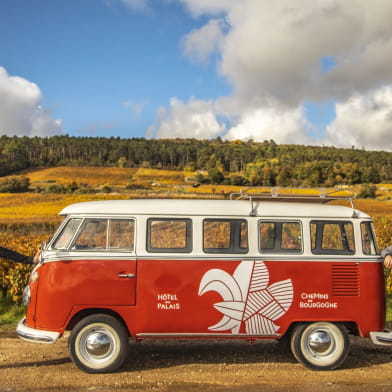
<box><xmin>1</xmin><ymin>330</ymin><xmax>392</xmax><ymax>392</ymax></box>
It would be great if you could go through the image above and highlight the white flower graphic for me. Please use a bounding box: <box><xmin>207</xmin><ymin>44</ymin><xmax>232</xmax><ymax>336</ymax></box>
<box><xmin>198</xmin><ymin>260</ymin><xmax>293</xmax><ymax>335</ymax></box>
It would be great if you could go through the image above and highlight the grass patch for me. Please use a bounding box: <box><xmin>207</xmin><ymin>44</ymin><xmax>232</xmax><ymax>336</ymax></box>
<box><xmin>386</xmin><ymin>294</ymin><xmax>392</xmax><ymax>322</ymax></box>
<box><xmin>0</xmin><ymin>296</ymin><xmax>25</xmax><ymax>331</ymax></box>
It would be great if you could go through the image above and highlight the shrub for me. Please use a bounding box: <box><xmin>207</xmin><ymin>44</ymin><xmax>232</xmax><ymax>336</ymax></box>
<box><xmin>0</xmin><ymin>176</ymin><xmax>30</xmax><ymax>192</ymax></box>
<box><xmin>46</xmin><ymin>184</ymin><xmax>67</xmax><ymax>193</ymax></box>
<box><xmin>0</xmin><ymin>233</ymin><xmax>47</xmax><ymax>303</ymax></box>
<box><xmin>358</xmin><ymin>184</ymin><xmax>377</xmax><ymax>199</ymax></box>
<box><xmin>101</xmin><ymin>185</ymin><xmax>112</xmax><ymax>193</ymax></box>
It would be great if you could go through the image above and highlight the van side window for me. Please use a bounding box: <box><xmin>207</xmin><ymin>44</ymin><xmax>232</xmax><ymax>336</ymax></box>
<box><xmin>147</xmin><ymin>219</ymin><xmax>192</xmax><ymax>253</ymax></box>
<box><xmin>310</xmin><ymin>221</ymin><xmax>355</xmax><ymax>255</ymax></box>
<box><xmin>74</xmin><ymin>219</ymin><xmax>107</xmax><ymax>250</ymax></box>
<box><xmin>259</xmin><ymin>221</ymin><xmax>302</xmax><ymax>253</ymax></box>
<box><xmin>203</xmin><ymin>219</ymin><xmax>248</xmax><ymax>254</ymax></box>
<box><xmin>360</xmin><ymin>221</ymin><xmax>378</xmax><ymax>255</ymax></box>
<box><xmin>69</xmin><ymin>218</ymin><xmax>135</xmax><ymax>252</ymax></box>
<box><xmin>109</xmin><ymin>219</ymin><xmax>135</xmax><ymax>251</ymax></box>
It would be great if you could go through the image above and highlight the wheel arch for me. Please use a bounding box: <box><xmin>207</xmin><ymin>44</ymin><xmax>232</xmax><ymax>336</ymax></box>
<box><xmin>66</xmin><ymin>308</ymin><xmax>131</xmax><ymax>336</ymax></box>
<box><xmin>281</xmin><ymin>320</ymin><xmax>359</xmax><ymax>339</ymax></box>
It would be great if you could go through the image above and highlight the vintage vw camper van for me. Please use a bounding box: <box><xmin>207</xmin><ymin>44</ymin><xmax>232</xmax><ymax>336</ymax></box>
<box><xmin>16</xmin><ymin>191</ymin><xmax>388</xmax><ymax>373</ymax></box>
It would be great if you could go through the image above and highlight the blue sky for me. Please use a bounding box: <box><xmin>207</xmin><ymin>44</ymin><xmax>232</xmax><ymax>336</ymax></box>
<box><xmin>1</xmin><ymin>0</ymin><xmax>229</xmax><ymax>137</ymax></box>
<box><xmin>1</xmin><ymin>0</ymin><xmax>392</xmax><ymax>150</ymax></box>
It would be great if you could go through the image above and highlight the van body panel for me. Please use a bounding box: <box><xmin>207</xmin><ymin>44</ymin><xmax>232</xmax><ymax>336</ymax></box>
<box><xmin>131</xmin><ymin>258</ymin><xmax>383</xmax><ymax>337</ymax></box>
<box><xmin>33</xmin><ymin>258</ymin><xmax>136</xmax><ymax>331</ymax></box>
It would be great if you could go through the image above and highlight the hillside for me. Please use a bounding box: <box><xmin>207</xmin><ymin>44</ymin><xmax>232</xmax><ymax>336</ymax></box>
<box><xmin>1</xmin><ymin>136</ymin><xmax>392</xmax><ymax>188</ymax></box>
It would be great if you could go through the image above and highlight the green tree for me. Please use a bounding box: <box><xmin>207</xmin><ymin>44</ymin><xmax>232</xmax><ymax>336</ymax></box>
<box><xmin>208</xmin><ymin>168</ymin><xmax>224</xmax><ymax>184</ymax></box>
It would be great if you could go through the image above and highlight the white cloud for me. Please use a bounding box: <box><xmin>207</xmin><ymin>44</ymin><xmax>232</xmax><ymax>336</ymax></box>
<box><xmin>182</xmin><ymin>18</ymin><xmax>226</xmax><ymax>64</ymax></box>
<box><xmin>120</xmin><ymin>0</ymin><xmax>151</xmax><ymax>13</ymax></box>
<box><xmin>178</xmin><ymin>0</ymin><xmax>235</xmax><ymax>17</ymax></box>
<box><xmin>0</xmin><ymin>66</ymin><xmax>62</xmax><ymax>136</ymax></box>
<box><xmin>148</xmin><ymin>94</ymin><xmax>313</xmax><ymax>145</ymax></box>
<box><xmin>123</xmin><ymin>100</ymin><xmax>144</xmax><ymax>117</ymax></box>
<box><xmin>147</xmin><ymin>97</ymin><xmax>226</xmax><ymax>139</ymax></box>
<box><xmin>225</xmin><ymin>105</ymin><xmax>312</xmax><ymax>144</ymax></box>
<box><xmin>153</xmin><ymin>0</ymin><xmax>392</xmax><ymax>148</ymax></box>
<box><xmin>225</xmin><ymin>1</ymin><xmax>392</xmax><ymax>106</ymax></box>
<box><xmin>179</xmin><ymin>0</ymin><xmax>392</xmax><ymax>105</ymax></box>
<box><xmin>324</xmin><ymin>87</ymin><xmax>392</xmax><ymax>151</ymax></box>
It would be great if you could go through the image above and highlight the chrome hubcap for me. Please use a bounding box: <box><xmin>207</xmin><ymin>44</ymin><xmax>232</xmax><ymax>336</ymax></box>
<box><xmin>308</xmin><ymin>330</ymin><xmax>332</xmax><ymax>354</ymax></box>
<box><xmin>86</xmin><ymin>332</ymin><xmax>111</xmax><ymax>356</ymax></box>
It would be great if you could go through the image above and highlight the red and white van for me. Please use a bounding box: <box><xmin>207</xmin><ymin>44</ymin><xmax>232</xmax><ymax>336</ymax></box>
<box><xmin>16</xmin><ymin>192</ymin><xmax>388</xmax><ymax>373</ymax></box>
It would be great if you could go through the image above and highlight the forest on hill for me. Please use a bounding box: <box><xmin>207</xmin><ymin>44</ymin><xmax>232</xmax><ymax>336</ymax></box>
<box><xmin>1</xmin><ymin>135</ymin><xmax>392</xmax><ymax>187</ymax></box>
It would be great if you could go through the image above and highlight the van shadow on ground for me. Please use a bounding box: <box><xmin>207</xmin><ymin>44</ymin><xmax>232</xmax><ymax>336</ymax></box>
<box><xmin>121</xmin><ymin>337</ymin><xmax>392</xmax><ymax>373</ymax></box>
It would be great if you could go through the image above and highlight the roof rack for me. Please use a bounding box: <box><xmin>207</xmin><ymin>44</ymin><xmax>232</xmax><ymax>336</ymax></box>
<box><xmin>230</xmin><ymin>187</ymin><xmax>357</xmax><ymax>216</ymax></box>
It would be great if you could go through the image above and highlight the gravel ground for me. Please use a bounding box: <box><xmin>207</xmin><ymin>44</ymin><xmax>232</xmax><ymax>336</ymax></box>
<box><xmin>1</xmin><ymin>330</ymin><xmax>392</xmax><ymax>392</ymax></box>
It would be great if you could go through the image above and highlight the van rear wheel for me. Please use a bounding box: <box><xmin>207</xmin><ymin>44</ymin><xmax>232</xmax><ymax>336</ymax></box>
<box><xmin>290</xmin><ymin>322</ymin><xmax>349</xmax><ymax>370</ymax></box>
<box><xmin>69</xmin><ymin>314</ymin><xmax>129</xmax><ymax>373</ymax></box>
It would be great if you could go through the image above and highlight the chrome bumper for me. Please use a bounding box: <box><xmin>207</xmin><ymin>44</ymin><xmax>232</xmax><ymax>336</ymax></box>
<box><xmin>370</xmin><ymin>330</ymin><xmax>392</xmax><ymax>346</ymax></box>
<box><xmin>16</xmin><ymin>318</ymin><xmax>61</xmax><ymax>344</ymax></box>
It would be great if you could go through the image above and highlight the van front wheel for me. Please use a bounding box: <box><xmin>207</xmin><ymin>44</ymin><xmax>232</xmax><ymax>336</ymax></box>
<box><xmin>69</xmin><ymin>314</ymin><xmax>129</xmax><ymax>373</ymax></box>
<box><xmin>290</xmin><ymin>322</ymin><xmax>349</xmax><ymax>370</ymax></box>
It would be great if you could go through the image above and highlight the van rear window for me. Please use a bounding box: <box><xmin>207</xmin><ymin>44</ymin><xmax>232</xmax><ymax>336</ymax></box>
<box><xmin>360</xmin><ymin>221</ymin><xmax>379</xmax><ymax>255</ymax></box>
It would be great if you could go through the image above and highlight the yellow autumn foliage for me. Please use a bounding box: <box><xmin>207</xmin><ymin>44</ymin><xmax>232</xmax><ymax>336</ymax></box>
<box><xmin>0</xmin><ymin>193</ymin><xmax>130</xmax><ymax>225</ymax></box>
<box><xmin>0</xmin><ymin>233</ymin><xmax>48</xmax><ymax>302</ymax></box>
<box><xmin>1</xmin><ymin>185</ymin><xmax>392</xmax><ymax>302</ymax></box>
<box><xmin>133</xmin><ymin>168</ymin><xmax>195</xmax><ymax>184</ymax></box>
<box><xmin>26</xmin><ymin>166</ymin><xmax>138</xmax><ymax>186</ymax></box>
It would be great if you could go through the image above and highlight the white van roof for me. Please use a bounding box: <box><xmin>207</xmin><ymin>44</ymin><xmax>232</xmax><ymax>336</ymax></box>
<box><xmin>59</xmin><ymin>199</ymin><xmax>370</xmax><ymax>219</ymax></box>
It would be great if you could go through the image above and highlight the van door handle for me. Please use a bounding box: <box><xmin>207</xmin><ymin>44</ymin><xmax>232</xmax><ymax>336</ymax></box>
<box><xmin>117</xmin><ymin>273</ymin><xmax>136</xmax><ymax>279</ymax></box>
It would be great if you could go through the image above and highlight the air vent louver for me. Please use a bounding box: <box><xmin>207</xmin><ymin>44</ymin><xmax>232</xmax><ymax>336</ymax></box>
<box><xmin>332</xmin><ymin>264</ymin><xmax>360</xmax><ymax>297</ymax></box>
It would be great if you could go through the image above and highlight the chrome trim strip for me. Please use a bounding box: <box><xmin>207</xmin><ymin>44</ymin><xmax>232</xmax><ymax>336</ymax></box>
<box><xmin>134</xmin><ymin>255</ymin><xmax>382</xmax><ymax>262</ymax></box>
<box><xmin>135</xmin><ymin>333</ymin><xmax>280</xmax><ymax>338</ymax></box>
<box><xmin>16</xmin><ymin>318</ymin><xmax>61</xmax><ymax>344</ymax></box>
<box><xmin>42</xmin><ymin>255</ymin><xmax>137</xmax><ymax>263</ymax></box>
<box><xmin>41</xmin><ymin>254</ymin><xmax>382</xmax><ymax>263</ymax></box>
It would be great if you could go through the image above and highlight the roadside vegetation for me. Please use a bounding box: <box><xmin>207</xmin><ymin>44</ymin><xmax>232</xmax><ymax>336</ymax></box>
<box><xmin>0</xmin><ymin>296</ymin><xmax>25</xmax><ymax>330</ymax></box>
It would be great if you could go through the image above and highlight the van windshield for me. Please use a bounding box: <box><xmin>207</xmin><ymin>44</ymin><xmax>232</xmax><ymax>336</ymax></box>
<box><xmin>52</xmin><ymin>218</ymin><xmax>82</xmax><ymax>250</ymax></box>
